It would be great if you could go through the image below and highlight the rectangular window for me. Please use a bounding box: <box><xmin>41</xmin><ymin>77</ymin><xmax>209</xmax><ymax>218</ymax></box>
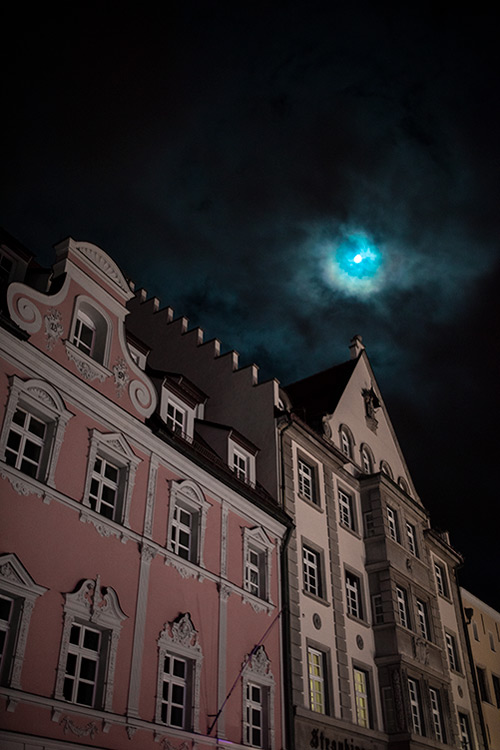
<box><xmin>406</xmin><ymin>522</ymin><xmax>418</xmax><ymax>556</ymax></box>
<box><xmin>489</xmin><ymin>632</ymin><xmax>496</xmax><ymax>652</ymax></box>
<box><xmin>364</xmin><ymin>511</ymin><xmax>375</xmax><ymax>537</ymax></box>
<box><xmin>63</xmin><ymin>623</ymin><xmax>102</xmax><ymax>707</ymax></box>
<box><xmin>387</xmin><ymin>506</ymin><xmax>400</xmax><ymax>542</ymax></box>
<box><xmin>308</xmin><ymin>647</ymin><xmax>326</xmax><ymax>714</ymax></box>
<box><xmin>0</xmin><ymin>595</ymin><xmax>14</xmax><ymax>678</ymax></box>
<box><xmin>477</xmin><ymin>666</ymin><xmax>490</xmax><ymax>703</ymax></box>
<box><xmin>245</xmin><ymin>682</ymin><xmax>267</xmax><ymax>748</ymax></box>
<box><xmin>339</xmin><ymin>489</ymin><xmax>355</xmax><ymax>530</ymax></box>
<box><xmin>171</xmin><ymin>505</ymin><xmax>195</xmax><ymax>560</ymax></box>
<box><xmin>472</xmin><ymin>622</ymin><xmax>479</xmax><ymax>641</ymax></box>
<box><xmin>5</xmin><ymin>407</ymin><xmax>47</xmax><ymax>479</ymax></box>
<box><xmin>492</xmin><ymin>675</ymin><xmax>500</xmax><ymax>708</ymax></box>
<box><xmin>372</xmin><ymin>594</ymin><xmax>384</xmax><ymax>624</ymax></box>
<box><xmin>303</xmin><ymin>546</ymin><xmax>322</xmax><ymax>598</ymax></box>
<box><xmin>396</xmin><ymin>586</ymin><xmax>410</xmax><ymax>629</ymax></box>
<box><xmin>245</xmin><ymin>547</ymin><xmax>264</xmax><ymax>598</ymax></box>
<box><xmin>166</xmin><ymin>402</ymin><xmax>185</xmax><ymax>435</ymax></box>
<box><xmin>354</xmin><ymin>668</ymin><xmax>371</xmax><ymax>728</ymax></box>
<box><xmin>429</xmin><ymin>687</ymin><xmax>445</xmax><ymax>743</ymax></box>
<box><xmin>297</xmin><ymin>458</ymin><xmax>316</xmax><ymax>503</ymax></box>
<box><xmin>408</xmin><ymin>678</ymin><xmax>423</xmax><ymax>735</ymax></box>
<box><xmin>346</xmin><ymin>572</ymin><xmax>363</xmax><ymax>619</ymax></box>
<box><xmin>416</xmin><ymin>599</ymin><xmax>430</xmax><ymax>640</ymax></box>
<box><xmin>89</xmin><ymin>455</ymin><xmax>120</xmax><ymax>520</ymax></box>
<box><xmin>459</xmin><ymin>713</ymin><xmax>473</xmax><ymax>750</ymax></box>
<box><xmin>434</xmin><ymin>562</ymin><xmax>448</xmax><ymax>597</ymax></box>
<box><xmin>161</xmin><ymin>653</ymin><xmax>190</xmax><ymax>727</ymax></box>
<box><xmin>233</xmin><ymin>450</ymin><xmax>248</xmax><ymax>482</ymax></box>
<box><xmin>445</xmin><ymin>632</ymin><xmax>460</xmax><ymax>672</ymax></box>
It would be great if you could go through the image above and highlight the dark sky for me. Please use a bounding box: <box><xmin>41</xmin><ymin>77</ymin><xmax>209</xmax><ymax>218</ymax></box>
<box><xmin>2</xmin><ymin>4</ymin><xmax>499</xmax><ymax>609</ymax></box>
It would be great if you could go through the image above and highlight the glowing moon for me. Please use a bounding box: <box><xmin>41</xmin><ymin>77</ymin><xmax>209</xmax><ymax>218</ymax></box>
<box><xmin>324</xmin><ymin>232</ymin><xmax>384</xmax><ymax>295</ymax></box>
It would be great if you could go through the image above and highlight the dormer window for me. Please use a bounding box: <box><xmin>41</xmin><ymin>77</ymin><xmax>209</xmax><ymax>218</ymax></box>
<box><xmin>73</xmin><ymin>310</ymin><xmax>95</xmax><ymax>357</ymax></box>
<box><xmin>232</xmin><ymin>448</ymin><xmax>248</xmax><ymax>481</ymax></box>
<box><xmin>68</xmin><ymin>297</ymin><xmax>111</xmax><ymax>367</ymax></box>
<box><xmin>166</xmin><ymin>401</ymin><xmax>186</xmax><ymax>436</ymax></box>
<box><xmin>228</xmin><ymin>435</ymin><xmax>256</xmax><ymax>487</ymax></box>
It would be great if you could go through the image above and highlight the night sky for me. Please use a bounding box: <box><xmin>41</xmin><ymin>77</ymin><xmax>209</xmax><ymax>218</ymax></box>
<box><xmin>3</xmin><ymin>4</ymin><xmax>499</xmax><ymax>609</ymax></box>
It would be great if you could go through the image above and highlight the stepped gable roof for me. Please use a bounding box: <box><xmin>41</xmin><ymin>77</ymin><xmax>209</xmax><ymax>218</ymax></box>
<box><xmin>284</xmin><ymin>356</ymin><xmax>358</xmax><ymax>425</ymax></box>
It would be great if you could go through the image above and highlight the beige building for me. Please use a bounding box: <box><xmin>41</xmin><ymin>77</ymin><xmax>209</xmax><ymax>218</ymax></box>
<box><xmin>279</xmin><ymin>336</ymin><xmax>484</xmax><ymax>750</ymax></box>
<box><xmin>461</xmin><ymin>589</ymin><xmax>500</xmax><ymax>750</ymax></box>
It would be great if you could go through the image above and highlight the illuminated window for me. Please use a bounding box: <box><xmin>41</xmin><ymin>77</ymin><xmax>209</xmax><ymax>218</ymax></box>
<box><xmin>308</xmin><ymin>647</ymin><xmax>327</xmax><ymax>714</ymax></box>
<box><xmin>354</xmin><ymin>668</ymin><xmax>371</xmax><ymax>728</ymax></box>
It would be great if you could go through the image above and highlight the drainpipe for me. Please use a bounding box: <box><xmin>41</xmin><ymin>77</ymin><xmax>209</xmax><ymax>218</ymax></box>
<box><xmin>278</xmin><ymin>412</ymin><xmax>295</xmax><ymax>750</ymax></box>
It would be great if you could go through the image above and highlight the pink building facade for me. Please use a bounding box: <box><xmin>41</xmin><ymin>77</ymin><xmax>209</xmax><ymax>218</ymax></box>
<box><xmin>0</xmin><ymin>233</ymin><xmax>289</xmax><ymax>750</ymax></box>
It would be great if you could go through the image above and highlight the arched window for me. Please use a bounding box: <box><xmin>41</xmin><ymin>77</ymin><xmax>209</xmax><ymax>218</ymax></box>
<box><xmin>68</xmin><ymin>296</ymin><xmax>111</xmax><ymax>370</ymax></box>
<box><xmin>398</xmin><ymin>476</ymin><xmax>410</xmax><ymax>494</ymax></box>
<box><xmin>380</xmin><ymin>460</ymin><xmax>393</xmax><ymax>479</ymax></box>
<box><xmin>360</xmin><ymin>445</ymin><xmax>374</xmax><ymax>474</ymax></box>
<box><xmin>339</xmin><ymin>425</ymin><xmax>354</xmax><ymax>459</ymax></box>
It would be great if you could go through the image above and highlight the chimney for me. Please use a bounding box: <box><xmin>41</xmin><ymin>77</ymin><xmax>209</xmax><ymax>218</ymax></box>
<box><xmin>349</xmin><ymin>334</ymin><xmax>365</xmax><ymax>359</ymax></box>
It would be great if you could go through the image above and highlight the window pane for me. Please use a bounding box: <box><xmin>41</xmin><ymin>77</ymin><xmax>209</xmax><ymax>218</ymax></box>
<box><xmin>76</xmin><ymin>680</ymin><xmax>94</xmax><ymax>706</ymax></box>
<box><xmin>83</xmin><ymin>628</ymin><xmax>100</xmax><ymax>651</ymax></box>
<box><xmin>173</xmin><ymin>658</ymin><xmax>186</xmax><ymax>678</ymax></box>
<box><xmin>27</xmin><ymin>415</ymin><xmax>46</xmax><ymax>439</ymax></box>
<box><xmin>171</xmin><ymin>705</ymin><xmax>184</xmax><ymax>727</ymax></box>
<box><xmin>79</xmin><ymin>656</ymin><xmax>97</xmax><ymax>681</ymax></box>
<box><xmin>65</xmin><ymin>652</ymin><xmax>77</xmax><ymax>676</ymax></box>
<box><xmin>12</xmin><ymin>409</ymin><xmax>26</xmax><ymax>427</ymax></box>
<box><xmin>0</xmin><ymin>597</ymin><xmax>13</xmax><ymax>622</ymax></box>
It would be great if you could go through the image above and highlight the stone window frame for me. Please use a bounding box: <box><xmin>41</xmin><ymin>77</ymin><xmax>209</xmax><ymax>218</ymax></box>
<box><xmin>339</xmin><ymin>424</ymin><xmax>355</xmax><ymax>459</ymax></box>
<box><xmin>155</xmin><ymin>613</ymin><xmax>203</xmax><ymax>731</ymax></box>
<box><xmin>352</xmin><ymin>660</ymin><xmax>376</xmax><ymax>730</ymax></box>
<box><xmin>65</xmin><ymin>295</ymin><xmax>113</xmax><ymax>382</ymax></box>
<box><xmin>54</xmin><ymin>577</ymin><xmax>127</xmax><ymax>711</ymax></box>
<box><xmin>360</xmin><ymin>443</ymin><xmax>374</xmax><ymax>474</ymax></box>
<box><xmin>81</xmin><ymin>430</ymin><xmax>140</xmax><ymax>529</ymax></box>
<box><xmin>166</xmin><ymin>479</ymin><xmax>211</xmax><ymax>569</ymax></box>
<box><xmin>242</xmin><ymin>526</ymin><xmax>274</xmax><ymax>604</ymax></box>
<box><xmin>0</xmin><ymin>553</ymin><xmax>47</xmax><ymax>689</ymax></box>
<box><xmin>242</xmin><ymin>645</ymin><xmax>275</xmax><ymax>750</ymax></box>
<box><xmin>0</xmin><ymin>376</ymin><xmax>72</xmax><ymax>490</ymax></box>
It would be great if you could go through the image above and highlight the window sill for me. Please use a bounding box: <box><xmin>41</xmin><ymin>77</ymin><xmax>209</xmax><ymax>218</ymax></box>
<box><xmin>79</xmin><ymin>509</ymin><xmax>132</xmax><ymax>543</ymax></box>
<box><xmin>346</xmin><ymin>612</ymin><xmax>370</xmax><ymax>628</ymax></box>
<box><xmin>298</xmin><ymin>493</ymin><xmax>323</xmax><ymax>512</ymax></box>
<box><xmin>164</xmin><ymin>551</ymin><xmax>207</xmax><ymax>582</ymax></box>
<box><xmin>303</xmin><ymin>589</ymin><xmax>330</xmax><ymax>607</ymax></box>
<box><xmin>65</xmin><ymin>340</ymin><xmax>111</xmax><ymax>382</ymax></box>
<box><xmin>339</xmin><ymin>523</ymin><xmax>362</xmax><ymax>540</ymax></box>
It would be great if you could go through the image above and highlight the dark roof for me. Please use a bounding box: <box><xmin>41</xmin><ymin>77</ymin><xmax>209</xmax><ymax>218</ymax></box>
<box><xmin>284</xmin><ymin>357</ymin><xmax>358</xmax><ymax>426</ymax></box>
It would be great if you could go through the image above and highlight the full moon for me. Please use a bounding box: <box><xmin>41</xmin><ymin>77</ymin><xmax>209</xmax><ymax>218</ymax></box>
<box><xmin>324</xmin><ymin>232</ymin><xmax>384</xmax><ymax>295</ymax></box>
